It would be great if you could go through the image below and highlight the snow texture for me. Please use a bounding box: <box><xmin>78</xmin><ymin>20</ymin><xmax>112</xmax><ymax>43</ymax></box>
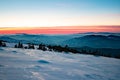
<box><xmin>0</xmin><ymin>47</ymin><xmax>120</xmax><ymax>80</ymax></box>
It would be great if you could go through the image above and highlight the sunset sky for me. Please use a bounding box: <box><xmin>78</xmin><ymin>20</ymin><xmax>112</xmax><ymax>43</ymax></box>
<box><xmin>0</xmin><ymin>0</ymin><xmax>120</xmax><ymax>34</ymax></box>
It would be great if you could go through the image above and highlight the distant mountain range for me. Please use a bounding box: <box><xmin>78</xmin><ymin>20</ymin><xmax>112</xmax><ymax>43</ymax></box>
<box><xmin>0</xmin><ymin>32</ymin><xmax>120</xmax><ymax>49</ymax></box>
<box><xmin>78</xmin><ymin>32</ymin><xmax>120</xmax><ymax>36</ymax></box>
<box><xmin>62</xmin><ymin>35</ymin><xmax>120</xmax><ymax>48</ymax></box>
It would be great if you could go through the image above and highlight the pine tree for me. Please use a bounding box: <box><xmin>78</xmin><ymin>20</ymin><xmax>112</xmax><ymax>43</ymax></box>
<box><xmin>14</xmin><ymin>44</ymin><xmax>18</xmax><ymax>48</ymax></box>
<box><xmin>0</xmin><ymin>40</ymin><xmax>2</xmax><ymax>46</ymax></box>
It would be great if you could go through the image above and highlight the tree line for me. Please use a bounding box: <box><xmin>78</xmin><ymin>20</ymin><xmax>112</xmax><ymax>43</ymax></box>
<box><xmin>14</xmin><ymin>42</ymin><xmax>99</xmax><ymax>55</ymax></box>
<box><xmin>0</xmin><ymin>41</ymin><xmax>119</xmax><ymax>59</ymax></box>
<box><xmin>14</xmin><ymin>42</ymin><xmax>79</xmax><ymax>53</ymax></box>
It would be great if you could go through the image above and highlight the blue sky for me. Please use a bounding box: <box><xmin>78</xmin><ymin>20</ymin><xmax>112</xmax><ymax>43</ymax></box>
<box><xmin>0</xmin><ymin>0</ymin><xmax>120</xmax><ymax>27</ymax></box>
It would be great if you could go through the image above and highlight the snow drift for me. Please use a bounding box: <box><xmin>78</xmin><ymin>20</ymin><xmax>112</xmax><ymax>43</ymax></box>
<box><xmin>0</xmin><ymin>47</ymin><xmax>120</xmax><ymax>80</ymax></box>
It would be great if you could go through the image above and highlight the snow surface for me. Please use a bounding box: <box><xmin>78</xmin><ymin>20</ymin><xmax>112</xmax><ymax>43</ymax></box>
<box><xmin>0</xmin><ymin>47</ymin><xmax>120</xmax><ymax>80</ymax></box>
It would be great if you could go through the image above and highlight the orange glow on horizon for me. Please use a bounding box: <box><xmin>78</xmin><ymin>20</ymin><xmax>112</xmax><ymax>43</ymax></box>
<box><xmin>0</xmin><ymin>26</ymin><xmax>120</xmax><ymax>34</ymax></box>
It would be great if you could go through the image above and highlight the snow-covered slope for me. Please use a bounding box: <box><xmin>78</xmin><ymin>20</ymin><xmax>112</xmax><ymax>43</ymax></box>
<box><xmin>0</xmin><ymin>47</ymin><xmax>120</xmax><ymax>80</ymax></box>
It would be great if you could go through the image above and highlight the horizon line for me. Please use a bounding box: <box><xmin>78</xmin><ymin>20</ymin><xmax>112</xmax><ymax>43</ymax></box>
<box><xmin>0</xmin><ymin>31</ymin><xmax>120</xmax><ymax>35</ymax></box>
<box><xmin>0</xmin><ymin>25</ymin><xmax>120</xmax><ymax>34</ymax></box>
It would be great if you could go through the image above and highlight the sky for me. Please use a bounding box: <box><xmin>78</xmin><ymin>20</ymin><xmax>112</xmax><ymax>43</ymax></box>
<box><xmin>0</xmin><ymin>0</ymin><xmax>120</xmax><ymax>34</ymax></box>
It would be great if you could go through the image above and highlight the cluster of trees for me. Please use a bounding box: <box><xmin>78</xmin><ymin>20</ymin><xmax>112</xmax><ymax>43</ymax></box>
<box><xmin>38</xmin><ymin>44</ymin><xmax>47</xmax><ymax>51</ymax></box>
<box><xmin>37</xmin><ymin>44</ymin><xmax>79</xmax><ymax>53</ymax></box>
<box><xmin>37</xmin><ymin>44</ymin><xmax>99</xmax><ymax>55</ymax></box>
<box><xmin>14</xmin><ymin>42</ymin><xmax>23</xmax><ymax>48</ymax></box>
<box><xmin>14</xmin><ymin>42</ymin><xmax>79</xmax><ymax>53</ymax></box>
<box><xmin>14</xmin><ymin>42</ymin><xmax>35</xmax><ymax>49</ymax></box>
<box><xmin>14</xmin><ymin>42</ymin><xmax>99</xmax><ymax>55</ymax></box>
<box><xmin>0</xmin><ymin>40</ymin><xmax>6</xmax><ymax>47</ymax></box>
<box><xmin>47</xmin><ymin>45</ymin><xmax>79</xmax><ymax>53</ymax></box>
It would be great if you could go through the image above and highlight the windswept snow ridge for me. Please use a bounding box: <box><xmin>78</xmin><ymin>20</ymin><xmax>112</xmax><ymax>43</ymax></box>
<box><xmin>0</xmin><ymin>47</ymin><xmax>120</xmax><ymax>80</ymax></box>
